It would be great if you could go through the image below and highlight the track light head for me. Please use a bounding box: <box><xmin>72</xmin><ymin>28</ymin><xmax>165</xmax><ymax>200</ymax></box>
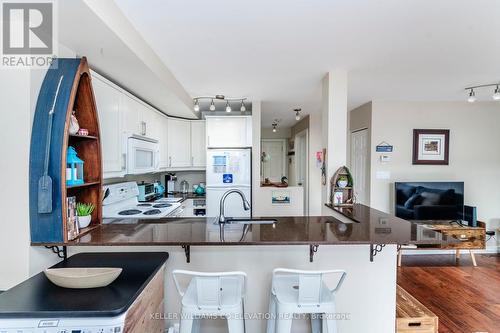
<box><xmin>225</xmin><ymin>101</ymin><xmax>232</xmax><ymax>113</ymax></box>
<box><xmin>240</xmin><ymin>101</ymin><xmax>246</xmax><ymax>112</ymax></box>
<box><xmin>193</xmin><ymin>99</ymin><xmax>200</xmax><ymax>112</ymax></box>
<box><xmin>209</xmin><ymin>99</ymin><xmax>216</xmax><ymax>111</ymax></box>
<box><xmin>467</xmin><ymin>89</ymin><xmax>477</xmax><ymax>103</ymax></box>
<box><xmin>493</xmin><ymin>86</ymin><xmax>500</xmax><ymax>101</ymax></box>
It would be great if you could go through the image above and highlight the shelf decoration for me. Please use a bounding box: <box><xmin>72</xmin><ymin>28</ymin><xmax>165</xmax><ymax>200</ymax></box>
<box><xmin>66</xmin><ymin>146</ymin><xmax>84</xmax><ymax>186</ymax></box>
<box><xmin>29</xmin><ymin>57</ymin><xmax>102</xmax><ymax>243</ymax></box>
<box><xmin>329</xmin><ymin>166</ymin><xmax>355</xmax><ymax>207</ymax></box>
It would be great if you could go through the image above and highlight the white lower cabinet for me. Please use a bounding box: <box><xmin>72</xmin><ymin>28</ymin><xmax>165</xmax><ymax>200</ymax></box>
<box><xmin>167</xmin><ymin>118</ymin><xmax>191</xmax><ymax>168</ymax></box>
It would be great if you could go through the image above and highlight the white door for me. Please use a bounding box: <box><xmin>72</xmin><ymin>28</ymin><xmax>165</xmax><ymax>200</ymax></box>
<box><xmin>295</xmin><ymin>129</ymin><xmax>308</xmax><ymax>215</ymax></box>
<box><xmin>206</xmin><ymin>116</ymin><xmax>252</xmax><ymax>148</ymax></box>
<box><xmin>167</xmin><ymin>118</ymin><xmax>191</xmax><ymax>167</ymax></box>
<box><xmin>191</xmin><ymin>120</ymin><xmax>206</xmax><ymax>167</ymax></box>
<box><xmin>261</xmin><ymin>140</ymin><xmax>286</xmax><ymax>182</ymax></box>
<box><xmin>93</xmin><ymin>76</ymin><xmax>124</xmax><ymax>178</ymax></box>
<box><xmin>350</xmin><ymin>129</ymin><xmax>370</xmax><ymax>205</ymax></box>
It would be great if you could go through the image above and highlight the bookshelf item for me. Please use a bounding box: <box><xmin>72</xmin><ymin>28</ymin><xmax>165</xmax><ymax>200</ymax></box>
<box><xmin>29</xmin><ymin>57</ymin><xmax>102</xmax><ymax>243</ymax></box>
<box><xmin>329</xmin><ymin>166</ymin><xmax>354</xmax><ymax>207</ymax></box>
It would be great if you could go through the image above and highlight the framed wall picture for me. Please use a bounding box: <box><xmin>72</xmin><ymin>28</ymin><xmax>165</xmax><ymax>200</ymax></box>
<box><xmin>412</xmin><ymin>129</ymin><xmax>450</xmax><ymax>165</ymax></box>
<box><xmin>271</xmin><ymin>190</ymin><xmax>291</xmax><ymax>204</ymax></box>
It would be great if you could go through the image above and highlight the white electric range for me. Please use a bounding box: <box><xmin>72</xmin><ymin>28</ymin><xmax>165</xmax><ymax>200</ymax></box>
<box><xmin>102</xmin><ymin>182</ymin><xmax>181</xmax><ymax>220</ymax></box>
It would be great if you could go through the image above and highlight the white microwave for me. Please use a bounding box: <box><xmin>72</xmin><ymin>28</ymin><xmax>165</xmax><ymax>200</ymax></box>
<box><xmin>126</xmin><ymin>135</ymin><xmax>160</xmax><ymax>174</ymax></box>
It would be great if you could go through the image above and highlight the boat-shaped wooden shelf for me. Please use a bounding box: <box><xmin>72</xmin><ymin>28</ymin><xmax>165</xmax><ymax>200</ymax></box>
<box><xmin>29</xmin><ymin>57</ymin><xmax>103</xmax><ymax>244</ymax></box>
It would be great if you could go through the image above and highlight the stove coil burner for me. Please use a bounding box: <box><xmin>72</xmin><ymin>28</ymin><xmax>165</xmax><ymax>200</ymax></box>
<box><xmin>153</xmin><ymin>203</ymin><xmax>172</xmax><ymax>208</ymax></box>
<box><xmin>118</xmin><ymin>209</ymin><xmax>142</xmax><ymax>216</ymax></box>
<box><xmin>143</xmin><ymin>209</ymin><xmax>162</xmax><ymax>216</ymax></box>
<box><xmin>137</xmin><ymin>203</ymin><xmax>152</xmax><ymax>207</ymax></box>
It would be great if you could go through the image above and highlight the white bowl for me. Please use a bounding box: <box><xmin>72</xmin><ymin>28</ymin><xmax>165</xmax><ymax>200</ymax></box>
<box><xmin>44</xmin><ymin>267</ymin><xmax>122</xmax><ymax>289</ymax></box>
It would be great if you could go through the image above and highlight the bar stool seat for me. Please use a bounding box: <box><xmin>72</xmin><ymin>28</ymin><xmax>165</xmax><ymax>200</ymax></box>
<box><xmin>173</xmin><ymin>270</ymin><xmax>247</xmax><ymax>333</ymax></box>
<box><xmin>267</xmin><ymin>268</ymin><xmax>347</xmax><ymax>333</ymax></box>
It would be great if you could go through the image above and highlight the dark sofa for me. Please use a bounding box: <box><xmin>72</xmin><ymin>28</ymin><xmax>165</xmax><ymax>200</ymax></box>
<box><xmin>395</xmin><ymin>182</ymin><xmax>464</xmax><ymax>220</ymax></box>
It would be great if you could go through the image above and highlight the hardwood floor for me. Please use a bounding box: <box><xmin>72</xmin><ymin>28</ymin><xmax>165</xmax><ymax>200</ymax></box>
<box><xmin>397</xmin><ymin>253</ymin><xmax>500</xmax><ymax>333</ymax></box>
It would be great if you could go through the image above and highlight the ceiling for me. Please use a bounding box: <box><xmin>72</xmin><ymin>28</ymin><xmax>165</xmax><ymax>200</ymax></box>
<box><xmin>114</xmin><ymin>0</ymin><xmax>500</xmax><ymax>127</ymax></box>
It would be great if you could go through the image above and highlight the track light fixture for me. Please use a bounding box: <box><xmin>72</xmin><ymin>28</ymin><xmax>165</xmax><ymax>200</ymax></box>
<box><xmin>464</xmin><ymin>83</ymin><xmax>500</xmax><ymax>102</ymax></box>
<box><xmin>193</xmin><ymin>99</ymin><xmax>200</xmax><ymax>112</ymax></box>
<box><xmin>294</xmin><ymin>108</ymin><xmax>302</xmax><ymax>121</ymax></box>
<box><xmin>467</xmin><ymin>89</ymin><xmax>477</xmax><ymax>103</ymax></box>
<box><xmin>272</xmin><ymin>123</ymin><xmax>277</xmax><ymax>133</ymax></box>
<box><xmin>192</xmin><ymin>95</ymin><xmax>248</xmax><ymax>112</ymax></box>
<box><xmin>494</xmin><ymin>85</ymin><xmax>500</xmax><ymax>101</ymax></box>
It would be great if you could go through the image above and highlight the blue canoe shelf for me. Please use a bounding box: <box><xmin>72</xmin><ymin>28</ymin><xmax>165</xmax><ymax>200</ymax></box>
<box><xmin>29</xmin><ymin>57</ymin><xmax>103</xmax><ymax>244</ymax></box>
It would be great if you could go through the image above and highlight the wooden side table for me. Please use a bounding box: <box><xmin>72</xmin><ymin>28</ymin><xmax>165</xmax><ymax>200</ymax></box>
<box><xmin>398</xmin><ymin>221</ymin><xmax>486</xmax><ymax>267</ymax></box>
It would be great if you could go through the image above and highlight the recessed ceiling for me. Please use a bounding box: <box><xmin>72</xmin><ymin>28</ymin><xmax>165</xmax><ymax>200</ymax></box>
<box><xmin>115</xmin><ymin>0</ymin><xmax>500</xmax><ymax>126</ymax></box>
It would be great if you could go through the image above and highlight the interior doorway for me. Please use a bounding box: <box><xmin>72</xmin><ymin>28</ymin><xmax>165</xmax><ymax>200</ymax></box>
<box><xmin>295</xmin><ymin>129</ymin><xmax>309</xmax><ymax>215</ymax></box>
<box><xmin>261</xmin><ymin>139</ymin><xmax>287</xmax><ymax>182</ymax></box>
<box><xmin>350</xmin><ymin>128</ymin><xmax>370</xmax><ymax>205</ymax></box>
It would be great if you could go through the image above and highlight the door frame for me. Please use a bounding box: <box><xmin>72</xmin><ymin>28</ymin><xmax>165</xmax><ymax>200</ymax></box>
<box><xmin>261</xmin><ymin>139</ymin><xmax>287</xmax><ymax>181</ymax></box>
<box><xmin>295</xmin><ymin>129</ymin><xmax>309</xmax><ymax>216</ymax></box>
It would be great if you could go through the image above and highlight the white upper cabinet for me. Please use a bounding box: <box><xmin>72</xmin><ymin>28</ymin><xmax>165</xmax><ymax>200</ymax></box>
<box><xmin>190</xmin><ymin>120</ymin><xmax>206</xmax><ymax>168</ymax></box>
<box><xmin>167</xmin><ymin>118</ymin><xmax>191</xmax><ymax>168</ymax></box>
<box><xmin>158</xmin><ymin>114</ymin><xmax>169</xmax><ymax>170</ymax></box>
<box><xmin>120</xmin><ymin>93</ymin><xmax>141</xmax><ymax>135</ymax></box>
<box><xmin>206</xmin><ymin>116</ymin><xmax>252</xmax><ymax>148</ymax></box>
<box><xmin>92</xmin><ymin>75</ymin><xmax>125</xmax><ymax>178</ymax></box>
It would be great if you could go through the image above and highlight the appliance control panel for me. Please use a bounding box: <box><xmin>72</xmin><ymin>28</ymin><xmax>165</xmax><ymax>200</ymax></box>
<box><xmin>0</xmin><ymin>318</ymin><xmax>124</xmax><ymax>333</ymax></box>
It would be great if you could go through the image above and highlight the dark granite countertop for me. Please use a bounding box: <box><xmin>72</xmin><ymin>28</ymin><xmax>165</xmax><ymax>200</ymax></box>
<box><xmin>41</xmin><ymin>204</ymin><xmax>459</xmax><ymax>247</ymax></box>
<box><xmin>0</xmin><ymin>252</ymin><xmax>169</xmax><ymax>318</ymax></box>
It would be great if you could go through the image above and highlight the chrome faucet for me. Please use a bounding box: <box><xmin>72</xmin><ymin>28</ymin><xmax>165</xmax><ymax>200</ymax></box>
<box><xmin>218</xmin><ymin>189</ymin><xmax>251</xmax><ymax>224</ymax></box>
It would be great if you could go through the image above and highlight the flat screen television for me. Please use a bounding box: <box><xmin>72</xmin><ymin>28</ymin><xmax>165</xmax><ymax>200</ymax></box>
<box><xmin>395</xmin><ymin>182</ymin><xmax>466</xmax><ymax>223</ymax></box>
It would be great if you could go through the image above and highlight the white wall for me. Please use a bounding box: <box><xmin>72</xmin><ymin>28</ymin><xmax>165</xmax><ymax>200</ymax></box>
<box><xmin>261</xmin><ymin>127</ymin><xmax>291</xmax><ymax>139</ymax></box>
<box><xmin>253</xmin><ymin>186</ymin><xmax>304</xmax><ymax>216</ymax></box>
<box><xmin>370</xmin><ymin>101</ymin><xmax>500</xmax><ymax>237</ymax></box>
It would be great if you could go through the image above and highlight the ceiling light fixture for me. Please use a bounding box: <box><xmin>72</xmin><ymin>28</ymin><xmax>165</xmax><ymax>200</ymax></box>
<box><xmin>464</xmin><ymin>83</ymin><xmax>500</xmax><ymax>102</ymax></box>
<box><xmin>493</xmin><ymin>85</ymin><xmax>500</xmax><ymax>101</ymax></box>
<box><xmin>272</xmin><ymin>119</ymin><xmax>280</xmax><ymax>133</ymax></box>
<box><xmin>294</xmin><ymin>108</ymin><xmax>302</xmax><ymax>121</ymax></box>
<box><xmin>193</xmin><ymin>99</ymin><xmax>200</xmax><ymax>112</ymax></box>
<box><xmin>467</xmin><ymin>89</ymin><xmax>477</xmax><ymax>103</ymax></box>
<box><xmin>272</xmin><ymin>123</ymin><xmax>277</xmax><ymax>133</ymax></box>
<box><xmin>192</xmin><ymin>95</ymin><xmax>248</xmax><ymax>113</ymax></box>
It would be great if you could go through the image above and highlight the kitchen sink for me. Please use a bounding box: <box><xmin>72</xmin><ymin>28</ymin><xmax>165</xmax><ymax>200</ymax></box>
<box><xmin>225</xmin><ymin>218</ymin><xmax>278</xmax><ymax>225</ymax></box>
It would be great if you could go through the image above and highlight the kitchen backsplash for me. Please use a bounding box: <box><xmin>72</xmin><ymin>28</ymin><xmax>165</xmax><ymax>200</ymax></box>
<box><xmin>104</xmin><ymin>171</ymin><xmax>206</xmax><ymax>192</ymax></box>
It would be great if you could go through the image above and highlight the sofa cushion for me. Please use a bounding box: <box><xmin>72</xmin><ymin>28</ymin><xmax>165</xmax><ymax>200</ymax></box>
<box><xmin>396</xmin><ymin>184</ymin><xmax>417</xmax><ymax>205</ymax></box>
<box><xmin>416</xmin><ymin>186</ymin><xmax>456</xmax><ymax>205</ymax></box>
<box><xmin>404</xmin><ymin>193</ymin><xmax>423</xmax><ymax>209</ymax></box>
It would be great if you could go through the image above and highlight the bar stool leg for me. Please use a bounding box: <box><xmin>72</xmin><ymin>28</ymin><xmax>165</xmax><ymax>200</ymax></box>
<box><xmin>180</xmin><ymin>315</ymin><xmax>194</xmax><ymax>333</ymax></box>
<box><xmin>227</xmin><ymin>318</ymin><xmax>245</xmax><ymax>333</ymax></box>
<box><xmin>310</xmin><ymin>313</ymin><xmax>322</xmax><ymax>333</ymax></box>
<box><xmin>276</xmin><ymin>313</ymin><xmax>293</xmax><ymax>333</ymax></box>
<box><xmin>325</xmin><ymin>318</ymin><xmax>337</xmax><ymax>333</ymax></box>
<box><xmin>267</xmin><ymin>295</ymin><xmax>277</xmax><ymax>333</ymax></box>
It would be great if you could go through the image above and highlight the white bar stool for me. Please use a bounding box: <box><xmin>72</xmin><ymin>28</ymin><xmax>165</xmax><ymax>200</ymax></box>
<box><xmin>173</xmin><ymin>270</ymin><xmax>247</xmax><ymax>333</ymax></box>
<box><xmin>266</xmin><ymin>268</ymin><xmax>347</xmax><ymax>333</ymax></box>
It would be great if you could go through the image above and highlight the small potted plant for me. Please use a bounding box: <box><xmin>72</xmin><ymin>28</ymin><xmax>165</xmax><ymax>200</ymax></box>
<box><xmin>76</xmin><ymin>202</ymin><xmax>95</xmax><ymax>228</ymax></box>
<box><xmin>337</xmin><ymin>175</ymin><xmax>349</xmax><ymax>188</ymax></box>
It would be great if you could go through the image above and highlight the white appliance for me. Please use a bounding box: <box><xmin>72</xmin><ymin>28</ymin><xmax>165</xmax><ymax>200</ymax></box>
<box><xmin>0</xmin><ymin>315</ymin><xmax>126</xmax><ymax>332</ymax></box>
<box><xmin>206</xmin><ymin>148</ymin><xmax>252</xmax><ymax>218</ymax></box>
<box><xmin>126</xmin><ymin>135</ymin><xmax>160</xmax><ymax>175</ymax></box>
<box><xmin>102</xmin><ymin>182</ymin><xmax>180</xmax><ymax>220</ymax></box>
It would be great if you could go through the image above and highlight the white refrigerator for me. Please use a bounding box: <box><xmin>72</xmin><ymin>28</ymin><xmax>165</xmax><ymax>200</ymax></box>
<box><xmin>206</xmin><ymin>148</ymin><xmax>252</xmax><ymax>218</ymax></box>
